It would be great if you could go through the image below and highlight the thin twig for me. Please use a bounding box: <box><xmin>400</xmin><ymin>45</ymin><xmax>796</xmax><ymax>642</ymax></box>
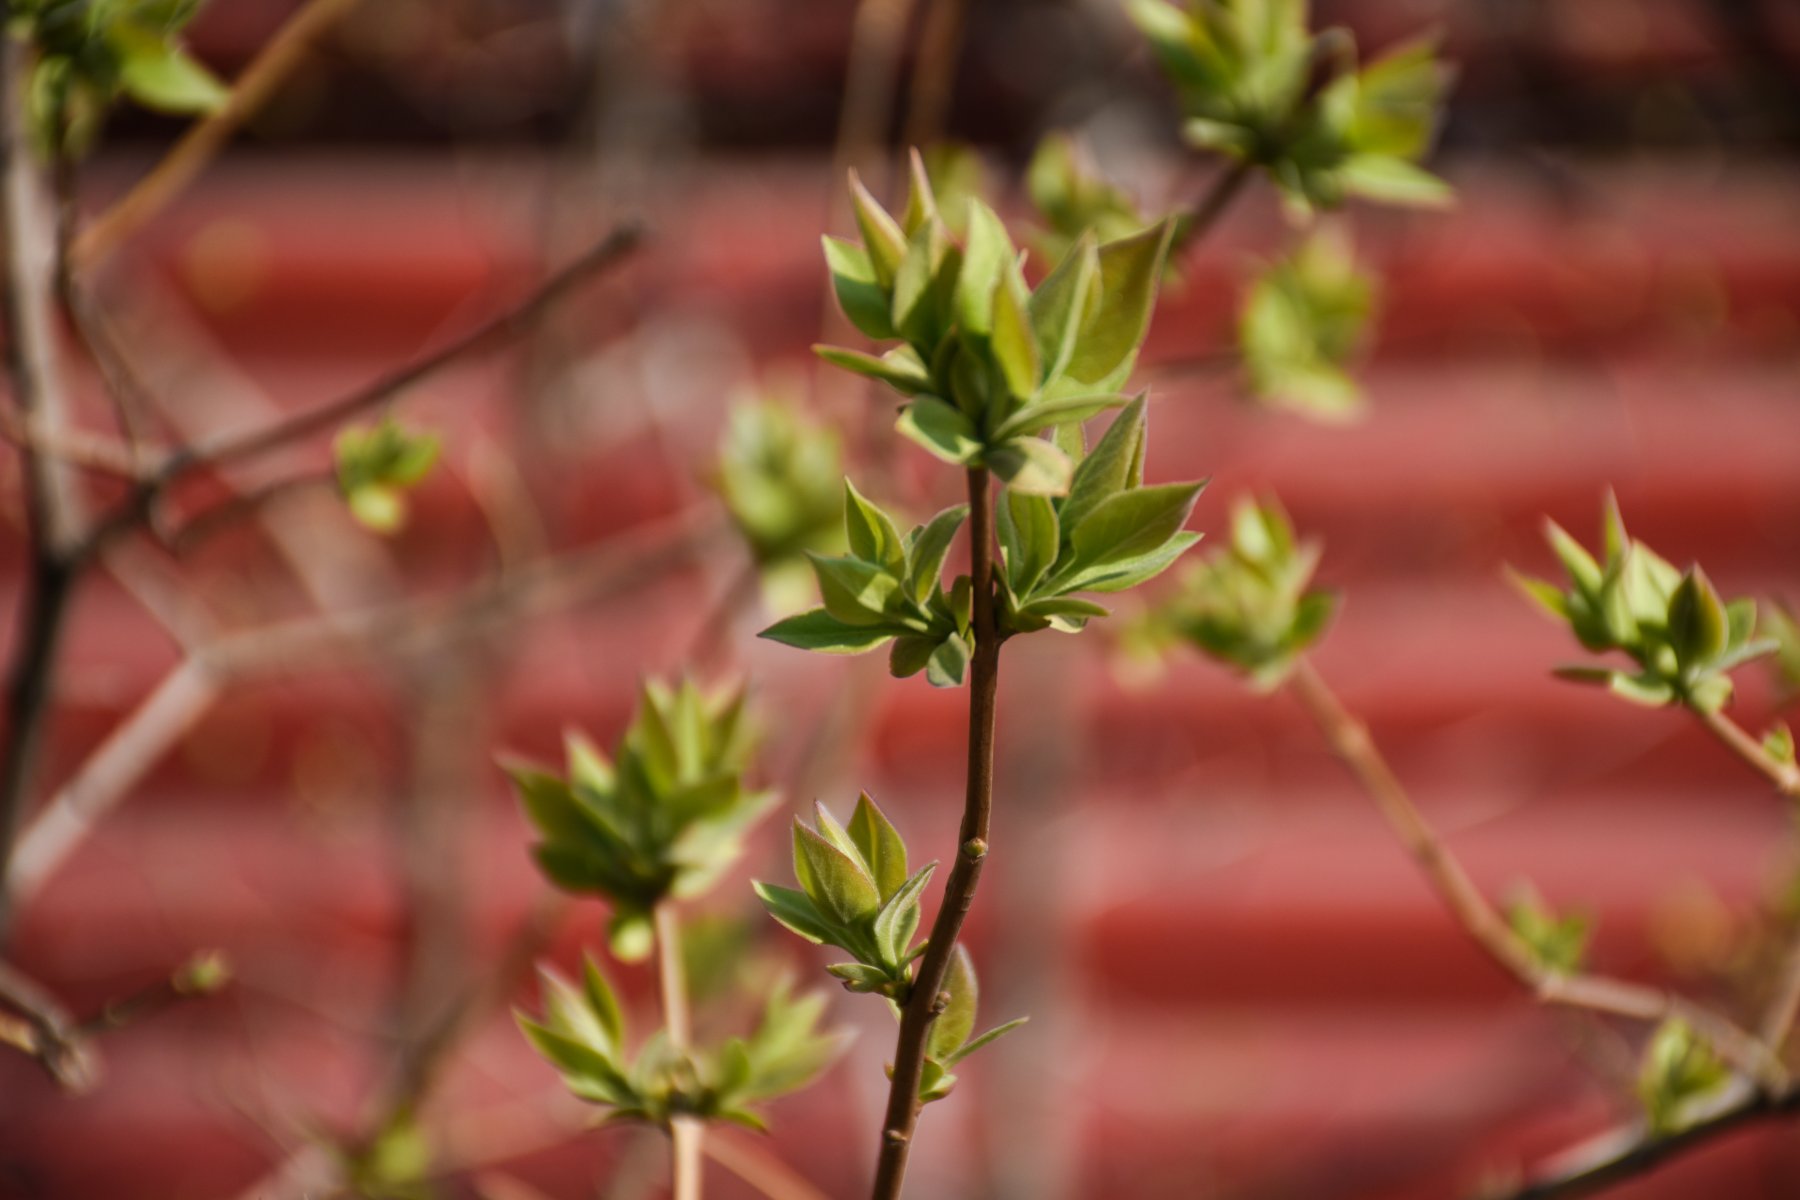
<box><xmin>704</xmin><ymin>1131</ymin><xmax>831</xmax><ymax>1200</ymax></box>
<box><xmin>830</xmin><ymin>0</ymin><xmax>922</xmax><ymax>209</ymax></box>
<box><xmin>1495</xmin><ymin>1078</ymin><xmax>1800</xmax><ymax>1200</ymax></box>
<box><xmin>1286</xmin><ymin>660</ymin><xmax>1786</xmax><ymax>1090</ymax></box>
<box><xmin>164</xmin><ymin>470</ymin><xmax>337</xmax><ymax>553</ymax></box>
<box><xmin>5</xmin><ymin>512</ymin><xmax>721</xmax><ymax>908</ymax></box>
<box><xmin>871</xmin><ymin>466</ymin><xmax>1001</xmax><ymax>1199</ymax></box>
<box><xmin>0</xmin><ymin>960</ymin><xmax>91</xmax><ymax>1089</ymax></box>
<box><xmin>901</xmin><ymin>0</ymin><xmax>969</xmax><ymax>151</ymax></box>
<box><xmin>1172</xmin><ymin>159</ymin><xmax>1251</xmax><ymax>254</ymax></box>
<box><xmin>1691</xmin><ymin>704</ymin><xmax>1800</xmax><ymax>799</ymax></box>
<box><xmin>5</xmin><ymin>659</ymin><xmax>219</xmax><ymax>909</ymax></box>
<box><xmin>0</xmin><ymin>406</ymin><xmax>141</xmax><ymax>476</ymax></box>
<box><xmin>76</xmin><ymin>222</ymin><xmax>645</xmax><ymax>557</ymax></box>
<box><xmin>74</xmin><ymin>0</ymin><xmax>366</xmax><ymax>267</ymax></box>
<box><xmin>655</xmin><ymin>903</ymin><xmax>704</xmax><ymax>1200</ymax></box>
<box><xmin>0</xmin><ymin>37</ymin><xmax>83</xmax><ymax>923</ymax></box>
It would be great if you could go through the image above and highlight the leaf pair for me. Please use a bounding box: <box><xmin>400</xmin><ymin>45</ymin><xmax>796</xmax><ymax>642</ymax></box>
<box><xmin>909</xmin><ymin>946</ymin><xmax>1027</xmax><ymax>1104</ymax></box>
<box><xmin>1513</xmin><ymin>496</ymin><xmax>1777</xmax><ymax>713</ymax></box>
<box><xmin>820</xmin><ymin>154</ymin><xmax>1174</xmax><ymax>496</ymax></box>
<box><xmin>1143</xmin><ymin>493</ymin><xmax>1335</xmax><ymax>688</ymax></box>
<box><xmin>519</xmin><ymin>958</ymin><xmax>845</xmax><ymax>1131</ymax></box>
<box><xmin>333</xmin><ymin>417</ymin><xmax>442</xmax><ymax>534</ymax></box>
<box><xmin>1636</xmin><ymin>1018</ymin><xmax>1732</xmax><ymax>1136</ymax></box>
<box><xmin>754</xmin><ymin>795</ymin><xmax>935</xmax><ymax>998</ymax></box>
<box><xmin>506</xmin><ymin>679</ymin><xmax>777</xmax><ymax>958</ymax></box>
<box><xmin>996</xmin><ymin>397</ymin><xmax>1206</xmax><ymax>637</ymax></box>
<box><xmin>1128</xmin><ymin>0</ymin><xmax>1454</xmax><ymax>217</ymax></box>
<box><xmin>759</xmin><ymin>482</ymin><xmax>977</xmax><ymax>688</ymax></box>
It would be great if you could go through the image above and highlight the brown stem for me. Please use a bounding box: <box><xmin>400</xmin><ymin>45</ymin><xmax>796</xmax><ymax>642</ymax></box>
<box><xmin>870</xmin><ymin>466</ymin><xmax>1000</xmax><ymax>1200</ymax></box>
<box><xmin>1172</xmin><ymin>159</ymin><xmax>1251</xmax><ymax>254</ymax></box>
<box><xmin>654</xmin><ymin>903</ymin><xmax>703</xmax><ymax>1200</ymax></box>
<box><xmin>165</xmin><ymin>470</ymin><xmax>337</xmax><ymax>554</ymax></box>
<box><xmin>0</xmin><ymin>38</ymin><xmax>83</xmax><ymax>929</ymax></box>
<box><xmin>686</xmin><ymin>559</ymin><xmax>762</xmax><ymax>674</ymax></box>
<box><xmin>73</xmin><ymin>0</ymin><xmax>366</xmax><ymax>268</ymax></box>
<box><xmin>830</xmin><ymin>0</ymin><xmax>921</xmax><ymax>206</ymax></box>
<box><xmin>703</xmin><ymin>1131</ymin><xmax>830</xmax><ymax>1200</ymax></box>
<box><xmin>0</xmin><ymin>959</ymin><xmax>91</xmax><ymax>1089</ymax></box>
<box><xmin>1286</xmin><ymin>660</ymin><xmax>1786</xmax><ymax>1090</ymax></box>
<box><xmin>1497</xmin><ymin>1080</ymin><xmax>1800</xmax><ymax>1200</ymax></box>
<box><xmin>1690</xmin><ymin>704</ymin><xmax>1800</xmax><ymax>799</ymax></box>
<box><xmin>901</xmin><ymin>0</ymin><xmax>969</xmax><ymax>151</ymax></box>
<box><xmin>76</xmin><ymin>222</ymin><xmax>644</xmax><ymax>557</ymax></box>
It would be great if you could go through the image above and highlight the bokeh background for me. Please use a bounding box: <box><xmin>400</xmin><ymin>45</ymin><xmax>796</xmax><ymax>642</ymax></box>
<box><xmin>3</xmin><ymin>0</ymin><xmax>1800</xmax><ymax>1196</ymax></box>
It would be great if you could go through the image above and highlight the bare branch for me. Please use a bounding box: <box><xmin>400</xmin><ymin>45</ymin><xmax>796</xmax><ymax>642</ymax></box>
<box><xmin>74</xmin><ymin>0</ymin><xmax>367</xmax><ymax>267</ymax></box>
<box><xmin>77</xmin><ymin>222</ymin><xmax>645</xmax><ymax>557</ymax></box>
<box><xmin>1287</xmin><ymin>660</ymin><xmax>1787</xmax><ymax>1090</ymax></box>
<box><xmin>1691</xmin><ymin>703</ymin><xmax>1800</xmax><ymax>799</ymax></box>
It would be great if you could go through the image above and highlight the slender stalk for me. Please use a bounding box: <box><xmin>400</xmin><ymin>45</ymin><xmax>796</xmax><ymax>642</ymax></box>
<box><xmin>901</xmin><ymin>0</ymin><xmax>969</xmax><ymax>151</ymax></box>
<box><xmin>1690</xmin><ymin>704</ymin><xmax>1800</xmax><ymax>799</ymax></box>
<box><xmin>1498</xmin><ymin>1080</ymin><xmax>1800</xmax><ymax>1200</ymax></box>
<box><xmin>1172</xmin><ymin>159</ymin><xmax>1251</xmax><ymax>253</ymax></box>
<box><xmin>1286</xmin><ymin>660</ymin><xmax>1786</xmax><ymax>1090</ymax></box>
<box><xmin>1687</xmin><ymin>705</ymin><xmax>1800</xmax><ymax>1055</ymax></box>
<box><xmin>654</xmin><ymin>903</ymin><xmax>703</xmax><ymax>1200</ymax></box>
<box><xmin>871</xmin><ymin>466</ymin><xmax>1000</xmax><ymax>1200</ymax></box>
<box><xmin>703</xmin><ymin>1132</ymin><xmax>830</xmax><ymax>1200</ymax></box>
<box><xmin>77</xmin><ymin>223</ymin><xmax>644</xmax><ymax>557</ymax></box>
<box><xmin>0</xmin><ymin>37</ymin><xmax>83</xmax><ymax>926</ymax></box>
<box><xmin>73</xmin><ymin>0</ymin><xmax>365</xmax><ymax>267</ymax></box>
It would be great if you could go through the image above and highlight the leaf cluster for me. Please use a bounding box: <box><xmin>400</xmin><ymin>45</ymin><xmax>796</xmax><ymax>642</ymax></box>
<box><xmin>1636</xmin><ymin>1017</ymin><xmax>1732</xmax><ymax>1136</ymax></box>
<box><xmin>995</xmin><ymin>396</ymin><xmax>1205</xmax><ymax>637</ymax></box>
<box><xmin>1025</xmin><ymin>133</ymin><xmax>1153</xmax><ymax>269</ymax></box>
<box><xmin>1503</xmin><ymin>887</ymin><xmax>1590</xmax><ymax>977</ymax></box>
<box><xmin>506</xmin><ymin>679</ymin><xmax>775</xmax><ymax>960</ymax></box>
<box><xmin>519</xmin><ymin>957</ymin><xmax>844</xmax><ymax>1131</ymax></box>
<box><xmin>754</xmin><ymin>794</ymin><xmax>935</xmax><ymax>1000</ymax></box>
<box><xmin>819</xmin><ymin>153</ymin><xmax>1174</xmax><ymax>495</ymax></box>
<box><xmin>759</xmin><ymin>482</ymin><xmax>976</xmax><ymax>687</ymax></box>
<box><xmin>333</xmin><ymin>416</ymin><xmax>441</xmax><ymax>534</ymax></box>
<box><xmin>1513</xmin><ymin>498</ymin><xmax>1776</xmax><ymax>713</ymax></box>
<box><xmin>1145</xmin><ymin>494</ymin><xmax>1335</xmax><ymax>688</ymax></box>
<box><xmin>753</xmin><ymin>797</ymin><xmax>1025</xmax><ymax>1103</ymax></box>
<box><xmin>1127</xmin><ymin>0</ymin><xmax>1453</xmax><ymax>215</ymax></box>
<box><xmin>1240</xmin><ymin>227</ymin><xmax>1375</xmax><ymax>420</ymax></box>
<box><xmin>713</xmin><ymin>399</ymin><xmax>845</xmax><ymax>569</ymax></box>
<box><xmin>13</xmin><ymin>0</ymin><xmax>225</xmax><ymax>156</ymax></box>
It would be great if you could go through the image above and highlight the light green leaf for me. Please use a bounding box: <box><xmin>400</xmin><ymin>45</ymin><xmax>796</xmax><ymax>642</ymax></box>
<box><xmin>754</xmin><ymin>881</ymin><xmax>840</xmax><ymax>945</ymax></box>
<box><xmin>793</xmin><ymin>820</ymin><xmax>882</xmax><ymax>925</ymax></box>
<box><xmin>928</xmin><ymin>945</ymin><xmax>979</xmax><ymax>1061</ymax></box>
<box><xmin>759</xmin><ymin>608</ymin><xmax>897</xmax><ymax>654</ymax></box>
<box><xmin>988</xmin><ymin>437</ymin><xmax>1073</xmax><ymax>496</ymax></box>
<box><xmin>849</xmin><ymin>171</ymin><xmax>908</xmax><ymax>287</ymax></box>
<box><xmin>809</xmin><ymin>554</ymin><xmax>903</xmax><ymax>626</ymax></box>
<box><xmin>925</xmin><ymin>634</ymin><xmax>971</xmax><ymax>688</ymax></box>
<box><xmin>849</xmin><ymin>792</ymin><xmax>909</xmax><ymax>900</ymax></box>
<box><xmin>1071</xmin><ymin>481</ymin><xmax>1205</xmax><ymax>570</ymax></box>
<box><xmin>896</xmin><ymin>396</ymin><xmax>982</xmax><ymax>465</ymax></box>
<box><xmin>1063</xmin><ymin>221</ymin><xmax>1173</xmax><ymax>387</ymax></box>
<box><xmin>1061</xmin><ymin>396</ymin><xmax>1146</xmax><ymax>535</ymax></box>
<box><xmin>843</xmin><ymin>479</ymin><xmax>906</xmax><ymax>574</ymax></box>
<box><xmin>823</xmin><ymin>236</ymin><xmax>897</xmax><ymax>340</ymax></box>
<box><xmin>907</xmin><ymin>504</ymin><xmax>970</xmax><ymax>604</ymax></box>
